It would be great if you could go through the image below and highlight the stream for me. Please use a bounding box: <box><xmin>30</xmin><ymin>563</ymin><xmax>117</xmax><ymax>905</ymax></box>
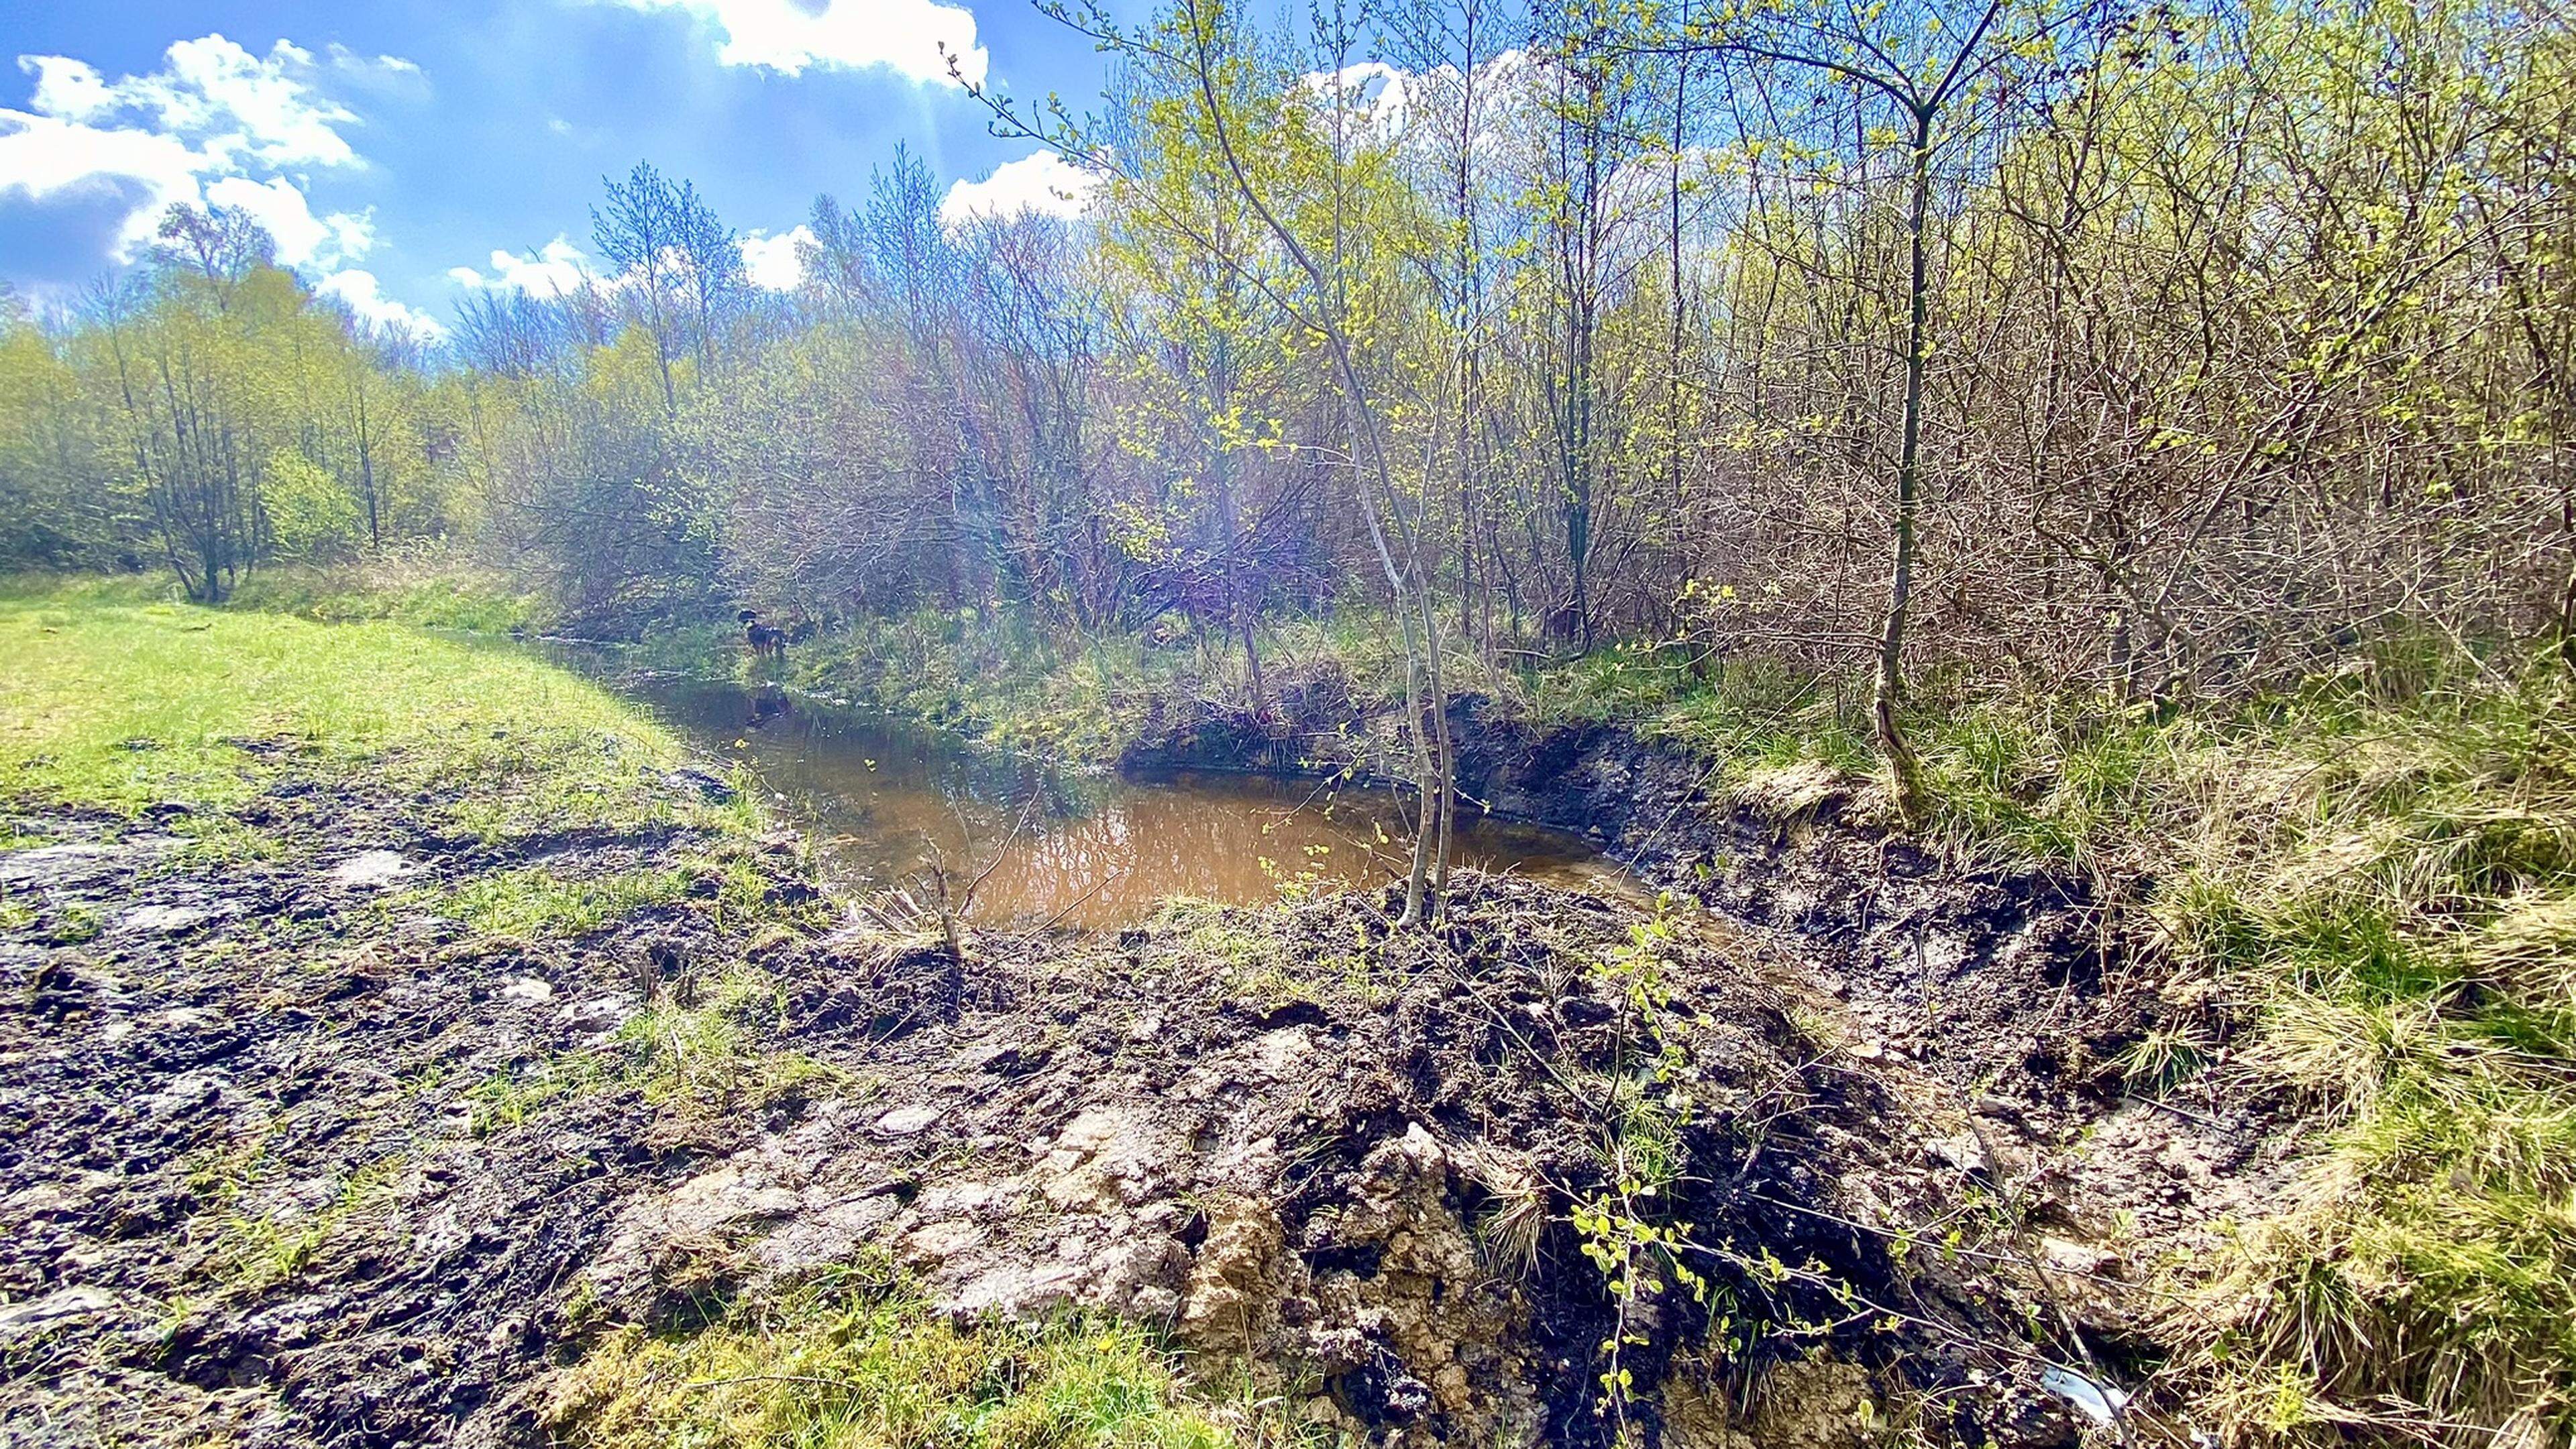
<box><xmin>586</xmin><ymin>669</ymin><xmax>1617</xmax><ymax>929</ymax></box>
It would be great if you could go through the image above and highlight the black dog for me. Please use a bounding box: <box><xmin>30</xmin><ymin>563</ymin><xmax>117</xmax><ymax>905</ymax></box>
<box><xmin>739</xmin><ymin>608</ymin><xmax>786</xmax><ymax>660</ymax></box>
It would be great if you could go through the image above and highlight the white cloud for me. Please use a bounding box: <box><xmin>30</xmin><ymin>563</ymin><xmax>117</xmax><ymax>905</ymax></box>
<box><xmin>1</xmin><ymin>36</ymin><xmax>390</xmax><ymax>260</ymax></box>
<box><xmin>1296</xmin><ymin>49</ymin><xmax>1533</xmax><ymax>158</ymax></box>
<box><xmin>203</xmin><ymin>175</ymin><xmax>373</xmax><ymax>268</ymax></box>
<box><xmin>326</xmin><ymin>45</ymin><xmax>425</xmax><ymax>80</ymax></box>
<box><xmin>739</xmin><ymin>225</ymin><xmax>813</xmax><ymax>290</ymax></box>
<box><xmin>448</xmin><ymin>237</ymin><xmax>596</xmax><ymax>296</ymax></box>
<box><xmin>1302</xmin><ymin>61</ymin><xmax>1412</xmax><ymax>136</ymax></box>
<box><xmin>24</xmin><ymin>56</ymin><xmax>118</xmax><ymax>120</ymax></box>
<box><xmin>36</xmin><ymin>37</ymin><xmax>365</xmax><ymax>170</ymax></box>
<box><xmin>315</xmin><ymin>268</ymin><xmax>448</xmax><ymax>341</ymax></box>
<box><xmin>0</xmin><ymin>109</ymin><xmax>207</xmax><ymax>255</ymax></box>
<box><xmin>606</xmin><ymin>0</ymin><xmax>987</xmax><ymax>85</ymax></box>
<box><xmin>938</xmin><ymin>151</ymin><xmax>1097</xmax><ymax>229</ymax></box>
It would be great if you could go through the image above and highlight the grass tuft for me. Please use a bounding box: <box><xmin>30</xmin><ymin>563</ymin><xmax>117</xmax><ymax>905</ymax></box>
<box><xmin>547</xmin><ymin>1268</ymin><xmax>1242</xmax><ymax>1449</ymax></box>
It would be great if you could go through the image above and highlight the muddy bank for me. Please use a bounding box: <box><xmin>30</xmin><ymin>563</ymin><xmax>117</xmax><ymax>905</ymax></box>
<box><xmin>1</xmin><ymin>722</ymin><xmax>2275</xmax><ymax>1448</ymax></box>
<box><xmin>1116</xmin><ymin>693</ymin><xmax>2317</xmax><ymax>1423</ymax></box>
<box><xmin>570</xmin><ymin>878</ymin><xmax>2090</xmax><ymax>1449</ymax></box>
<box><xmin>0</xmin><ymin>758</ymin><xmax>822</xmax><ymax>1447</ymax></box>
<box><xmin>1122</xmin><ymin>694</ymin><xmax>2160</xmax><ymax>1114</ymax></box>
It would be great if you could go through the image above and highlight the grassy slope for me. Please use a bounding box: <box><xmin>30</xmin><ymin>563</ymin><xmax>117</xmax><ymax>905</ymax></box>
<box><xmin>0</xmin><ymin>578</ymin><xmax>663</xmax><ymax>828</ymax></box>
<box><xmin>1564</xmin><ymin>650</ymin><xmax>2576</xmax><ymax>1443</ymax></box>
<box><xmin>0</xmin><ymin>582</ymin><xmax>1236</xmax><ymax>1449</ymax></box>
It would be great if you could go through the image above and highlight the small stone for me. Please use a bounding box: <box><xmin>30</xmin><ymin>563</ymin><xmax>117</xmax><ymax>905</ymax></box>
<box><xmin>557</xmin><ymin>995</ymin><xmax>635</xmax><ymax>1029</ymax></box>
<box><xmin>1251</xmin><ymin>1026</ymin><xmax>1311</xmax><ymax>1075</ymax></box>
<box><xmin>500</xmin><ymin>977</ymin><xmax>555</xmax><ymax>1004</ymax></box>
<box><xmin>1381</xmin><ymin>1374</ymin><xmax>1435</xmax><ymax>1422</ymax></box>
<box><xmin>119</xmin><ymin>904</ymin><xmax>213</xmax><ymax>935</ymax></box>
<box><xmin>329</xmin><ymin>850</ymin><xmax>413</xmax><ymax>888</ymax></box>
<box><xmin>2041</xmin><ymin>1236</ymin><xmax>2119</xmax><ymax>1277</ymax></box>
<box><xmin>876</xmin><ymin>1105</ymin><xmax>942</xmax><ymax>1136</ymax></box>
<box><xmin>0</xmin><ymin>1287</ymin><xmax>117</xmax><ymax>1340</ymax></box>
<box><xmin>1924</xmin><ymin>1132</ymin><xmax>1989</xmax><ymax>1173</ymax></box>
<box><xmin>906</xmin><ymin>1218</ymin><xmax>986</xmax><ymax>1261</ymax></box>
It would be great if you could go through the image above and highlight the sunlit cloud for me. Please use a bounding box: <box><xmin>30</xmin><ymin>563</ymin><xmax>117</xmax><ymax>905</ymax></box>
<box><xmin>1</xmin><ymin>36</ymin><xmax>386</xmax><ymax>260</ymax></box>
<box><xmin>32</xmin><ymin>38</ymin><xmax>366</xmax><ymax>169</ymax></box>
<box><xmin>0</xmin><ymin>109</ymin><xmax>207</xmax><ymax>257</ymax></box>
<box><xmin>1301</xmin><ymin>61</ymin><xmax>1413</xmax><ymax>135</ymax></box>
<box><xmin>602</xmin><ymin>0</ymin><xmax>987</xmax><ymax>85</ymax></box>
<box><xmin>204</xmin><ymin>174</ymin><xmax>373</xmax><ymax>268</ymax></box>
<box><xmin>739</xmin><ymin>223</ymin><xmax>813</xmax><ymax>290</ymax></box>
<box><xmin>938</xmin><ymin>150</ymin><xmax>1097</xmax><ymax>229</ymax></box>
<box><xmin>447</xmin><ymin>236</ymin><xmax>596</xmax><ymax>295</ymax></box>
<box><xmin>315</xmin><ymin>268</ymin><xmax>448</xmax><ymax>340</ymax></box>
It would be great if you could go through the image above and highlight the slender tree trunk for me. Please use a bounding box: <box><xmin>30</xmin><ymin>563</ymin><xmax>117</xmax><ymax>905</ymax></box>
<box><xmin>356</xmin><ymin>384</ymin><xmax>380</xmax><ymax>549</ymax></box>
<box><xmin>1872</xmin><ymin>114</ymin><xmax>1933</xmax><ymax>819</ymax></box>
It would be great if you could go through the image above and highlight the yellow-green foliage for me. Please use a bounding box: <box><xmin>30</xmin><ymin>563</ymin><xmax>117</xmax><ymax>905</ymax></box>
<box><xmin>0</xmin><ymin>584</ymin><xmax>712</xmax><ymax>843</ymax></box>
<box><xmin>549</xmin><ymin>1271</ymin><xmax>1236</xmax><ymax>1449</ymax></box>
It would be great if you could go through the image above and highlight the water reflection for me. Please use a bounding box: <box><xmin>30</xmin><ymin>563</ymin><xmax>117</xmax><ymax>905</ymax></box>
<box><xmin>594</xmin><ymin>669</ymin><xmax>1607</xmax><ymax>928</ymax></box>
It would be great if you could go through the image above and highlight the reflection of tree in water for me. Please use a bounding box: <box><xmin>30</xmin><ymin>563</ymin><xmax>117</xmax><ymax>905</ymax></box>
<box><xmin>586</xmin><ymin>668</ymin><xmax>1599</xmax><ymax>929</ymax></box>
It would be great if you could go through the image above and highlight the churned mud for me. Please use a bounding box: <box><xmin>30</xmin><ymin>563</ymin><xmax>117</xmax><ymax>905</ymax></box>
<box><xmin>575</xmin><ymin>879</ymin><xmax>2095</xmax><ymax>1448</ymax></box>
<box><xmin>1122</xmin><ymin>690</ymin><xmax>2312</xmax><ymax>1427</ymax></box>
<box><xmin>0</xmin><ymin>756</ymin><xmax>818</xmax><ymax>1446</ymax></box>
<box><xmin>3</xmin><ymin>719</ymin><xmax>2285</xmax><ymax>1447</ymax></box>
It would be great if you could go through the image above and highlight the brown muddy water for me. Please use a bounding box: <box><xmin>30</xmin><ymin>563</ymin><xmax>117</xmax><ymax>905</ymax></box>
<box><xmin>592</xmin><ymin>669</ymin><xmax>1616</xmax><ymax>928</ymax></box>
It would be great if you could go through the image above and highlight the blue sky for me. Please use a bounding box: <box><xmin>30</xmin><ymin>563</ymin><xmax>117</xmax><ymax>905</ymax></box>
<box><xmin>0</xmin><ymin>0</ymin><xmax>1134</xmax><ymax>335</ymax></box>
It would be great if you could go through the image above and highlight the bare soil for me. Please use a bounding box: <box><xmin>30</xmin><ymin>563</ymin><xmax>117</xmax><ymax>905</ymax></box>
<box><xmin>0</xmin><ymin>758</ymin><xmax>807</xmax><ymax>1447</ymax></box>
<box><xmin>0</xmin><ymin>724</ymin><xmax>2294</xmax><ymax>1447</ymax></box>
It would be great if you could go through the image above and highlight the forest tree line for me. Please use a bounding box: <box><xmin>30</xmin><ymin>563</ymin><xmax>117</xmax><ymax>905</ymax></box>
<box><xmin>3</xmin><ymin>0</ymin><xmax>2569</xmax><ymax>718</ymax></box>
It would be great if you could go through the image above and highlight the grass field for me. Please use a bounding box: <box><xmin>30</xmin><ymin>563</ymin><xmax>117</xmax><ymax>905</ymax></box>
<box><xmin>0</xmin><ymin>580</ymin><xmax>703</xmax><ymax>845</ymax></box>
<box><xmin>549</xmin><ymin>1265</ymin><xmax>1249</xmax><ymax>1449</ymax></box>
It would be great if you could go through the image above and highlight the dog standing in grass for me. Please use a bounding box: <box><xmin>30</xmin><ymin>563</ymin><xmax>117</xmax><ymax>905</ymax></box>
<box><xmin>740</xmin><ymin>608</ymin><xmax>786</xmax><ymax>661</ymax></box>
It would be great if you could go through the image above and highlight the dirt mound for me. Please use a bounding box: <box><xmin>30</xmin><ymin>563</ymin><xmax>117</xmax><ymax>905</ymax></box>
<box><xmin>576</xmin><ymin>879</ymin><xmax>2083</xmax><ymax>1448</ymax></box>
<box><xmin>1125</xmin><ymin>694</ymin><xmax>2153</xmax><ymax>1115</ymax></box>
